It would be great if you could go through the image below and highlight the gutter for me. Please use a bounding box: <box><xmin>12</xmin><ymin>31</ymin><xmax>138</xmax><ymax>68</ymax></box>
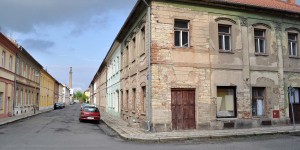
<box><xmin>13</xmin><ymin>53</ymin><xmax>18</xmax><ymax>116</ymax></box>
<box><xmin>140</xmin><ymin>0</ymin><xmax>152</xmax><ymax>132</ymax></box>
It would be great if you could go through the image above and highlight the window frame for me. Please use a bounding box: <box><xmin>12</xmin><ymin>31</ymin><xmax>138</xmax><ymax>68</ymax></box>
<box><xmin>1</xmin><ymin>50</ymin><xmax>5</xmax><ymax>68</ymax></box>
<box><xmin>9</xmin><ymin>55</ymin><xmax>12</xmax><ymax>71</ymax></box>
<box><xmin>0</xmin><ymin>92</ymin><xmax>3</xmax><ymax>111</ymax></box>
<box><xmin>290</xmin><ymin>88</ymin><xmax>300</xmax><ymax>104</ymax></box>
<box><xmin>141</xmin><ymin>86</ymin><xmax>146</xmax><ymax>113</ymax></box>
<box><xmin>216</xmin><ymin>86</ymin><xmax>237</xmax><ymax>118</ymax></box>
<box><xmin>132</xmin><ymin>88</ymin><xmax>136</xmax><ymax>111</ymax></box>
<box><xmin>218</xmin><ymin>24</ymin><xmax>232</xmax><ymax>51</ymax></box>
<box><xmin>174</xmin><ymin>19</ymin><xmax>190</xmax><ymax>48</ymax></box>
<box><xmin>288</xmin><ymin>32</ymin><xmax>298</xmax><ymax>57</ymax></box>
<box><xmin>254</xmin><ymin>28</ymin><xmax>267</xmax><ymax>54</ymax></box>
<box><xmin>252</xmin><ymin>87</ymin><xmax>266</xmax><ymax>117</ymax></box>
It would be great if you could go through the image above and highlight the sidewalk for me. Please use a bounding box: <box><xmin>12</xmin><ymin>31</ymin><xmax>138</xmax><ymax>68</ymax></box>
<box><xmin>0</xmin><ymin>109</ymin><xmax>52</xmax><ymax>126</ymax></box>
<box><xmin>101</xmin><ymin>111</ymin><xmax>300</xmax><ymax>142</ymax></box>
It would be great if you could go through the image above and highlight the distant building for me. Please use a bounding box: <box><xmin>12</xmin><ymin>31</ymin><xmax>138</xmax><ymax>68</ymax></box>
<box><xmin>90</xmin><ymin>63</ymin><xmax>107</xmax><ymax>111</ymax></box>
<box><xmin>39</xmin><ymin>69</ymin><xmax>55</xmax><ymax>110</ymax></box>
<box><xmin>62</xmin><ymin>84</ymin><xmax>71</xmax><ymax>105</ymax></box>
<box><xmin>15</xmin><ymin>46</ymin><xmax>43</xmax><ymax>115</ymax></box>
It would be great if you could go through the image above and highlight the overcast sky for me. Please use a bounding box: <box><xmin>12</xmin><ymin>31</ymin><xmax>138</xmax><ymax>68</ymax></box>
<box><xmin>0</xmin><ymin>0</ymin><xmax>136</xmax><ymax>92</ymax></box>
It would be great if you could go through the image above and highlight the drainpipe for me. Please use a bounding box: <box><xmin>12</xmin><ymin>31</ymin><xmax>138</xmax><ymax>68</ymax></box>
<box><xmin>140</xmin><ymin>0</ymin><xmax>152</xmax><ymax>132</ymax></box>
<box><xmin>13</xmin><ymin>53</ymin><xmax>18</xmax><ymax>116</ymax></box>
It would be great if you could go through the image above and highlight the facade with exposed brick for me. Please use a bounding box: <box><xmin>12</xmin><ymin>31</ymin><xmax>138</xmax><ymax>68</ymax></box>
<box><xmin>90</xmin><ymin>0</ymin><xmax>300</xmax><ymax>132</ymax></box>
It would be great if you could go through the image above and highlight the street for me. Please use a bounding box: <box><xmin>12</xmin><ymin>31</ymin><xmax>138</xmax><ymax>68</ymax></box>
<box><xmin>0</xmin><ymin>104</ymin><xmax>300</xmax><ymax>150</ymax></box>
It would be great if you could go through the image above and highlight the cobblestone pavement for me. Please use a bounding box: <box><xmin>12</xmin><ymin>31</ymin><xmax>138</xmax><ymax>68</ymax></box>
<box><xmin>100</xmin><ymin>111</ymin><xmax>300</xmax><ymax>142</ymax></box>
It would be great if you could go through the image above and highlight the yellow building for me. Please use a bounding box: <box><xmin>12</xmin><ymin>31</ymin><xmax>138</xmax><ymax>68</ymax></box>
<box><xmin>84</xmin><ymin>89</ymin><xmax>90</xmax><ymax>103</ymax></box>
<box><xmin>0</xmin><ymin>33</ymin><xmax>18</xmax><ymax>118</ymax></box>
<box><xmin>39</xmin><ymin>69</ymin><xmax>55</xmax><ymax>110</ymax></box>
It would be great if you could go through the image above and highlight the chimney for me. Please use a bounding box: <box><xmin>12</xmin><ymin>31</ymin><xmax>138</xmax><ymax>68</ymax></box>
<box><xmin>69</xmin><ymin>67</ymin><xmax>72</xmax><ymax>88</ymax></box>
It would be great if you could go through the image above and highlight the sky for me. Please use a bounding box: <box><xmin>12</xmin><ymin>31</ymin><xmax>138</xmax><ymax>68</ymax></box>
<box><xmin>0</xmin><ymin>0</ymin><xmax>136</xmax><ymax>92</ymax></box>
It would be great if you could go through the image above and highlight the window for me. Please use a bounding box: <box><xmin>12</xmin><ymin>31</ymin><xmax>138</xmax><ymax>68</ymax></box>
<box><xmin>126</xmin><ymin>90</ymin><xmax>129</xmax><ymax>110</ymax></box>
<box><xmin>1</xmin><ymin>50</ymin><xmax>5</xmax><ymax>67</ymax></box>
<box><xmin>254</xmin><ymin>29</ymin><xmax>266</xmax><ymax>54</ymax></box>
<box><xmin>16</xmin><ymin>58</ymin><xmax>19</xmax><ymax>74</ymax></box>
<box><xmin>218</xmin><ymin>25</ymin><xmax>231</xmax><ymax>51</ymax></box>
<box><xmin>121</xmin><ymin>91</ymin><xmax>123</xmax><ymax>110</ymax></box>
<box><xmin>141</xmin><ymin>27</ymin><xmax>146</xmax><ymax>53</ymax></box>
<box><xmin>252</xmin><ymin>87</ymin><xmax>265</xmax><ymax>116</ymax></box>
<box><xmin>132</xmin><ymin>88</ymin><xmax>136</xmax><ymax>111</ymax></box>
<box><xmin>288</xmin><ymin>33</ymin><xmax>298</xmax><ymax>57</ymax></box>
<box><xmin>290</xmin><ymin>88</ymin><xmax>300</xmax><ymax>104</ymax></box>
<box><xmin>126</xmin><ymin>46</ymin><xmax>129</xmax><ymax>66</ymax></box>
<box><xmin>132</xmin><ymin>37</ymin><xmax>136</xmax><ymax>62</ymax></box>
<box><xmin>141</xmin><ymin>86</ymin><xmax>146</xmax><ymax>112</ymax></box>
<box><xmin>16</xmin><ymin>89</ymin><xmax>19</xmax><ymax>107</ymax></box>
<box><xmin>174</xmin><ymin>20</ymin><xmax>189</xmax><ymax>47</ymax></box>
<box><xmin>217</xmin><ymin>86</ymin><xmax>236</xmax><ymax>118</ymax></box>
<box><xmin>20</xmin><ymin>90</ymin><xmax>23</xmax><ymax>106</ymax></box>
<box><xmin>0</xmin><ymin>92</ymin><xmax>3</xmax><ymax>110</ymax></box>
<box><xmin>9</xmin><ymin>55</ymin><xmax>12</xmax><ymax>71</ymax></box>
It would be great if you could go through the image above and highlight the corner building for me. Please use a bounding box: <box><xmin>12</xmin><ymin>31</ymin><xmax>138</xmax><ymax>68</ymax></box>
<box><xmin>91</xmin><ymin>0</ymin><xmax>300</xmax><ymax>132</ymax></box>
<box><xmin>148</xmin><ymin>0</ymin><xmax>300</xmax><ymax>131</ymax></box>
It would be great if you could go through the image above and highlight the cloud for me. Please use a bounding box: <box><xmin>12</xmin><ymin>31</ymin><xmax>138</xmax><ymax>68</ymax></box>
<box><xmin>21</xmin><ymin>38</ymin><xmax>55</xmax><ymax>53</ymax></box>
<box><xmin>0</xmin><ymin>0</ymin><xmax>136</xmax><ymax>33</ymax></box>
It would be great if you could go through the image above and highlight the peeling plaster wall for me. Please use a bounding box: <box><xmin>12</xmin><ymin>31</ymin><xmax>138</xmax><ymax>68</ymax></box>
<box><xmin>149</xmin><ymin>1</ymin><xmax>299</xmax><ymax>131</ymax></box>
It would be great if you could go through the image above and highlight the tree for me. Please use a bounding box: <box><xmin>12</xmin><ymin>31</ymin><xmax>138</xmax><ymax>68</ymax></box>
<box><xmin>74</xmin><ymin>91</ymin><xmax>89</xmax><ymax>103</ymax></box>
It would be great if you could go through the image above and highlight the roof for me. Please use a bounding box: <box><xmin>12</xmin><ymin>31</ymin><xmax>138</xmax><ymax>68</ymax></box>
<box><xmin>218</xmin><ymin>0</ymin><xmax>300</xmax><ymax>14</ymax></box>
<box><xmin>0</xmin><ymin>32</ymin><xmax>20</xmax><ymax>54</ymax></box>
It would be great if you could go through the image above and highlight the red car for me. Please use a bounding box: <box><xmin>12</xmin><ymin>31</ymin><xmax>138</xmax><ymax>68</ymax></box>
<box><xmin>79</xmin><ymin>106</ymin><xmax>100</xmax><ymax>123</ymax></box>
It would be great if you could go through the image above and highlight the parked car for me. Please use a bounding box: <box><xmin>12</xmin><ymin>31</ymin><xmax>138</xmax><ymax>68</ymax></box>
<box><xmin>61</xmin><ymin>102</ymin><xmax>65</xmax><ymax>108</ymax></box>
<box><xmin>54</xmin><ymin>102</ymin><xmax>63</xmax><ymax>109</ymax></box>
<box><xmin>79</xmin><ymin>106</ymin><xmax>100</xmax><ymax>123</ymax></box>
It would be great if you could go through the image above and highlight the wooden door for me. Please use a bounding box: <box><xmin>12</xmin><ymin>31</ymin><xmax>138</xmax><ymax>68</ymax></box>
<box><xmin>290</xmin><ymin>104</ymin><xmax>300</xmax><ymax>124</ymax></box>
<box><xmin>171</xmin><ymin>89</ymin><xmax>195</xmax><ymax>130</ymax></box>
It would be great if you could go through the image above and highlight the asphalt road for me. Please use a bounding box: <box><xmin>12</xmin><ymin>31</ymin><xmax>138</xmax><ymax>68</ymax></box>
<box><xmin>0</xmin><ymin>104</ymin><xmax>300</xmax><ymax>150</ymax></box>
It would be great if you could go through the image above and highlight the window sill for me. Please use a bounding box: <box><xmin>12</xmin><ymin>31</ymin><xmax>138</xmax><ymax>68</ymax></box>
<box><xmin>219</xmin><ymin>50</ymin><xmax>234</xmax><ymax>54</ymax></box>
<box><xmin>132</xmin><ymin>111</ymin><xmax>136</xmax><ymax>114</ymax></box>
<box><xmin>174</xmin><ymin>46</ymin><xmax>190</xmax><ymax>49</ymax></box>
<box><xmin>255</xmin><ymin>53</ymin><xmax>268</xmax><ymax>56</ymax></box>
<box><xmin>141</xmin><ymin>112</ymin><xmax>146</xmax><ymax>116</ymax></box>
<box><xmin>289</xmin><ymin>56</ymin><xmax>300</xmax><ymax>59</ymax></box>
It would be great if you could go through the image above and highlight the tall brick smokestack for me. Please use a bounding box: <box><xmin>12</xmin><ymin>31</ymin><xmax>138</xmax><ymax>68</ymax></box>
<box><xmin>69</xmin><ymin>67</ymin><xmax>72</xmax><ymax>88</ymax></box>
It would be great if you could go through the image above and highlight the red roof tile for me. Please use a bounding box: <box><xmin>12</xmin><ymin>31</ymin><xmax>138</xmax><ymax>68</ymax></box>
<box><xmin>219</xmin><ymin>0</ymin><xmax>300</xmax><ymax>14</ymax></box>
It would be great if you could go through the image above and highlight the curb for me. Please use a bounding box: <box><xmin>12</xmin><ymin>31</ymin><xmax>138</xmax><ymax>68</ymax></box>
<box><xmin>100</xmin><ymin>118</ymin><xmax>300</xmax><ymax>143</ymax></box>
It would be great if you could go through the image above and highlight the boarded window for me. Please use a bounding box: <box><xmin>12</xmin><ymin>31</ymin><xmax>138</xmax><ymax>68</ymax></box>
<box><xmin>252</xmin><ymin>87</ymin><xmax>265</xmax><ymax>116</ymax></box>
<box><xmin>217</xmin><ymin>86</ymin><xmax>236</xmax><ymax>118</ymax></box>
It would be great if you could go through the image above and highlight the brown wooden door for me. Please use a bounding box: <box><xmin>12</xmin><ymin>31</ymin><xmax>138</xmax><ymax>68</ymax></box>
<box><xmin>290</xmin><ymin>104</ymin><xmax>300</xmax><ymax>124</ymax></box>
<box><xmin>171</xmin><ymin>89</ymin><xmax>196</xmax><ymax>130</ymax></box>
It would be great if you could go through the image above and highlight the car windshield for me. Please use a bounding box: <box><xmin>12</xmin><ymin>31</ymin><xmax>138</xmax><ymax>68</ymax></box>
<box><xmin>83</xmin><ymin>107</ymin><xmax>99</xmax><ymax>112</ymax></box>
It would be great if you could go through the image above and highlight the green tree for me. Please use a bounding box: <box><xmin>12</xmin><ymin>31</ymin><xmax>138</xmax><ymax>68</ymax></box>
<box><xmin>74</xmin><ymin>91</ymin><xmax>89</xmax><ymax>103</ymax></box>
